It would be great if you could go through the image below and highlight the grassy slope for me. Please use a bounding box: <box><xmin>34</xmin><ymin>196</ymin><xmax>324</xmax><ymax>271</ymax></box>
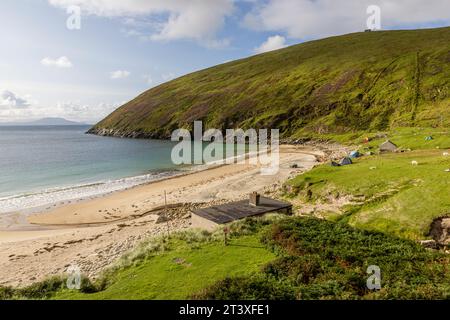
<box><xmin>287</xmin><ymin>128</ymin><xmax>450</xmax><ymax>239</ymax></box>
<box><xmin>3</xmin><ymin>204</ymin><xmax>450</xmax><ymax>301</ymax></box>
<box><xmin>197</xmin><ymin>218</ymin><xmax>450</xmax><ymax>300</ymax></box>
<box><xmin>7</xmin><ymin>216</ymin><xmax>450</xmax><ymax>300</ymax></box>
<box><xmin>91</xmin><ymin>27</ymin><xmax>450</xmax><ymax>139</ymax></box>
<box><xmin>53</xmin><ymin>233</ymin><xmax>275</xmax><ymax>300</ymax></box>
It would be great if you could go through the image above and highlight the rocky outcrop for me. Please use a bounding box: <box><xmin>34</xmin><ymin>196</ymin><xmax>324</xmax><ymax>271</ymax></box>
<box><xmin>428</xmin><ymin>216</ymin><xmax>450</xmax><ymax>246</ymax></box>
<box><xmin>86</xmin><ymin>127</ymin><xmax>170</xmax><ymax>139</ymax></box>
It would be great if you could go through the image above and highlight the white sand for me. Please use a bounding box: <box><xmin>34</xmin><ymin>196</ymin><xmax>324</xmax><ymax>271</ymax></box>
<box><xmin>0</xmin><ymin>145</ymin><xmax>326</xmax><ymax>287</ymax></box>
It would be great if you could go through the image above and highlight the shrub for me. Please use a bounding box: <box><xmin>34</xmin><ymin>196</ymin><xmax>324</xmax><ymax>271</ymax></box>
<box><xmin>18</xmin><ymin>276</ymin><xmax>65</xmax><ymax>299</ymax></box>
<box><xmin>0</xmin><ymin>286</ymin><xmax>14</xmax><ymax>300</ymax></box>
<box><xmin>192</xmin><ymin>275</ymin><xmax>297</xmax><ymax>300</ymax></box>
<box><xmin>79</xmin><ymin>276</ymin><xmax>100</xmax><ymax>294</ymax></box>
<box><xmin>194</xmin><ymin>217</ymin><xmax>450</xmax><ymax>300</ymax></box>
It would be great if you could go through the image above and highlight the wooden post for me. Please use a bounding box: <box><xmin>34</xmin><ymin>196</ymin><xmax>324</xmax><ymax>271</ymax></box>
<box><xmin>164</xmin><ymin>190</ymin><xmax>169</xmax><ymax>239</ymax></box>
<box><xmin>223</xmin><ymin>226</ymin><xmax>229</xmax><ymax>246</ymax></box>
<box><xmin>164</xmin><ymin>190</ymin><xmax>167</xmax><ymax>208</ymax></box>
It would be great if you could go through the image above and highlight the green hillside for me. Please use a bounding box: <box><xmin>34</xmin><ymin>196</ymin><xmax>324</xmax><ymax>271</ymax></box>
<box><xmin>89</xmin><ymin>27</ymin><xmax>450</xmax><ymax>139</ymax></box>
<box><xmin>282</xmin><ymin>127</ymin><xmax>449</xmax><ymax>240</ymax></box>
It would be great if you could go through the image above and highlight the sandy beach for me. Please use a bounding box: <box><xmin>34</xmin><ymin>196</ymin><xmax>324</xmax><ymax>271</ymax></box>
<box><xmin>0</xmin><ymin>144</ymin><xmax>347</xmax><ymax>287</ymax></box>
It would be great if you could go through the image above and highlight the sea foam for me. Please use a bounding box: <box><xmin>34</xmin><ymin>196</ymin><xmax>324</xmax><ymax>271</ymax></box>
<box><xmin>0</xmin><ymin>170</ymin><xmax>183</xmax><ymax>214</ymax></box>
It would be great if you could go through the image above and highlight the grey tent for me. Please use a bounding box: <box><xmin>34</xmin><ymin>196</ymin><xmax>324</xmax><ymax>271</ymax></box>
<box><xmin>380</xmin><ymin>140</ymin><xmax>398</xmax><ymax>152</ymax></box>
<box><xmin>339</xmin><ymin>157</ymin><xmax>353</xmax><ymax>166</ymax></box>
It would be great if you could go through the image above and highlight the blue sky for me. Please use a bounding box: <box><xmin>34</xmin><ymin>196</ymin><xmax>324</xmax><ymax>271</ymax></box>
<box><xmin>1</xmin><ymin>0</ymin><xmax>449</xmax><ymax>123</ymax></box>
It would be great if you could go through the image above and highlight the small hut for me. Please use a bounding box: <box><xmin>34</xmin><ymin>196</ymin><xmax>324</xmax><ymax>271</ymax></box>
<box><xmin>191</xmin><ymin>193</ymin><xmax>292</xmax><ymax>231</ymax></box>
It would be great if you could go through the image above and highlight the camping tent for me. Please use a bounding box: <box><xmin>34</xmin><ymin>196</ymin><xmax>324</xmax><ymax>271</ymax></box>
<box><xmin>330</xmin><ymin>161</ymin><xmax>340</xmax><ymax>167</ymax></box>
<box><xmin>425</xmin><ymin>136</ymin><xmax>433</xmax><ymax>141</ymax></box>
<box><xmin>349</xmin><ymin>151</ymin><xmax>361</xmax><ymax>158</ymax></box>
<box><xmin>340</xmin><ymin>157</ymin><xmax>353</xmax><ymax>166</ymax></box>
<box><xmin>380</xmin><ymin>140</ymin><xmax>398</xmax><ymax>152</ymax></box>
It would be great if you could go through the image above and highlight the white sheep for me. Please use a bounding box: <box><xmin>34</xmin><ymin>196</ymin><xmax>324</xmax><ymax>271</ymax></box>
<box><xmin>443</xmin><ymin>152</ymin><xmax>449</xmax><ymax>157</ymax></box>
<box><xmin>411</xmin><ymin>160</ymin><xmax>419</xmax><ymax>166</ymax></box>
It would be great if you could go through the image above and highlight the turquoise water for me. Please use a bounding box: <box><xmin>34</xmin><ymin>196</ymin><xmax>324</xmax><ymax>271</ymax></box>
<box><xmin>0</xmin><ymin>126</ymin><xmax>193</xmax><ymax>213</ymax></box>
<box><xmin>0</xmin><ymin>126</ymin><xmax>181</xmax><ymax>199</ymax></box>
<box><xmin>0</xmin><ymin>126</ymin><xmax>248</xmax><ymax>213</ymax></box>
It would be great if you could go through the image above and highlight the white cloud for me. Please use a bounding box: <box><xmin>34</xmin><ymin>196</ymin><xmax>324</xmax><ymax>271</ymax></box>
<box><xmin>0</xmin><ymin>90</ymin><xmax>34</xmax><ymax>121</ymax></box>
<box><xmin>48</xmin><ymin>0</ymin><xmax>234</xmax><ymax>46</ymax></box>
<box><xmin>0</xmin><ymin>80</ymin><xmax>135</xmax><ymax>122</ymax></box>
<box><xmin>254</xmin><ymin>35</ymin><xmax>286</xmax><ymax>54</ymax></box>
<box><xmin>0</xmin><ymin>90</ymin><xmax>31</xmax><ymax>109</ymax></box>
<box><xmin>244</xmin><ymin>0</ymin><xmax>450</xmax><ymax>40</ymax></box>
<box><xmin>41</xmin><ymin>56</ymin><xmax>73</xmax><ymax>68</ymax></box>
<box><xmin>0</xmin><ymin>100</ymin><xmax>124</xmax><ymax>123</ymax></box>
<box><xmin>56</xmin><ymin>101</ymin><xmax>121</xmax><ymax>122</ymax></box>
<box><xmin>110</xmin><ymin>70</ymin><xmax>131</xmax><ymax>79</ymax></box>
<box><xmin>48</xmin><ymin>0</ymin><xmax>450</xmax><ymax>47</ymax></box>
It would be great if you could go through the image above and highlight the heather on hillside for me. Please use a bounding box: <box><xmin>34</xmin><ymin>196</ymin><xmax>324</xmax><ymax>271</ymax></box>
<box><xmin>90</xmin><ymin>27</ymin><xmax>450</xmax><ymax>139</ymax></box>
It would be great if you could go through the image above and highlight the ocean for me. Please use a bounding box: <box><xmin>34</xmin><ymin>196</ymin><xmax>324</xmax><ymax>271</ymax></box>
<box><xmin>0</xmin><ymin>126</ymin><xmax>186</xmax><ymax>213</ymax></box>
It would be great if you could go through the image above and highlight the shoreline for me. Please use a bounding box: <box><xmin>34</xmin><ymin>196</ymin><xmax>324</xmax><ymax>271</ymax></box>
<box><xmin>26</xmin><ymin>146</ymin><xmax>308</xmax><ymax>226</ymax></box>
<box><xmin>0</xmin><ymin>142</ymin><xmax>352</xmax><ymax>233</ymax></box>
<box><xmin>0</xmin><ymin>145</ymin><xmax>309</xmax><ymax>229</ymax></box>
<box><xmin>0</xmin><ymin>143</ymin><xmax>273</xmax><ymax>221</ymax></box>
<box><xmin>0</xmin><ymin>144</ymin><xmax>347</xmax><ymax>287</ymax></box>
<box><xmin>0</xmin><ymin>168</ymin><xmax>188</xmax><ymax>217</ymax></box>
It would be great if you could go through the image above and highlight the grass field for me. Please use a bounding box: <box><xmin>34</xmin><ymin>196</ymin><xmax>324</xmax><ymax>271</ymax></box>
<box><xmin>51</xmin><ymin>231</ymin><xmax>275</xmax><ymax>300</ymax></box>
<box><xmin>310</xmin><ymin>127</ymin><xmax>450</xmax><ymax>149</ymax></box>
<box><xmin>287</xmin><ymin>129</ymin><xmax>450</xmax><ymax>239</ymax></box>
